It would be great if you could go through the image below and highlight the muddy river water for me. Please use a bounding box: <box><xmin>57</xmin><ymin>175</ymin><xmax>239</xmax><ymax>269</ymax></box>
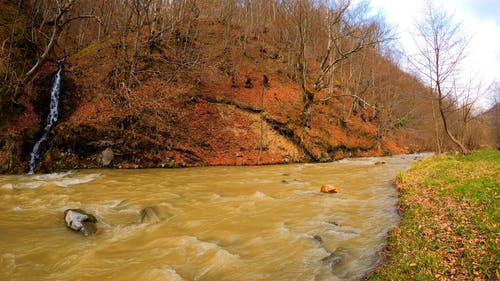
<box><xmin>0</xmin><ymin>154</ymin><xmax>425</xmax><ymax>281</ymax></box>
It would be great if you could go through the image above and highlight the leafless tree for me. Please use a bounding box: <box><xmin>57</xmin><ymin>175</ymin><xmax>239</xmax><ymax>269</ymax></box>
<box><xmin>23</xmin><ymin>0</ymin><xmax>99</xmax><ymax>82</ymax></box>
<box><xmin>493</xmin><ymin>84</ymin><xmax>500</xmax><ymax>148</ymax></box>
<box><xmin>298</xmin><ymin>0</ymin><xmax>389</xmax><ymax>128</ymax></box>
<box><xmin>452</xmin><ymin>76</ymin><xmax>482</xmax><ymax>145</ymax></box>
<box><xmin>409</xmin><ymin>1</ymin><xmax>470</xmax><ymax>154</ymax></box>
<box><xmin>10</xmin><ymin>0</ymin><xmax>99</xmax><ymax>104</ymax></box>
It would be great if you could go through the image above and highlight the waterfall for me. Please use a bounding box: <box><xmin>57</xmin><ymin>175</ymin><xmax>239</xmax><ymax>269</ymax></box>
<box><xmin>28</xmin><ymin>60</ymin><xmax>64</xmax><ymax>174</ymax></box>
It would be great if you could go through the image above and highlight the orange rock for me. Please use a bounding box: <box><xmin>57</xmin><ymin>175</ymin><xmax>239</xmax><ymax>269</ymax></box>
<box><xmin>321</xmin><ymin>184</ymin><xmax>340</xmax><ymax>193</ymax></box>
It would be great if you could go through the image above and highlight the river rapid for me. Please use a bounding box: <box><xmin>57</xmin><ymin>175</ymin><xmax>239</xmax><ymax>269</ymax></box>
<box><xmin>0</xmin><ymin>154</ymin><xmax>425</xmax><ymax>281</ymax></box>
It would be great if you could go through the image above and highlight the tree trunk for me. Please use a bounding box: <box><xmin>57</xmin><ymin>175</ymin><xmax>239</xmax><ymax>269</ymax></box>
<box><xmin>24</xmin><ymin>25</ymin><xmax>61</xmax><ymax>83</ymax></box>
<box><xmin>297</xmin><ymin>0</ymin><xmax>312</xmax><ymax>128</ymax></box>
<box><xmin>437</xmin><ymin>95</ymin><xmax>469</xmax><ymax>154</ymax></box>
<box><xmin>431</xmin><ymin>98</ymin><xmax>442</xmax><ymax>153</ymax></box>
<box><xmin>302</xmin><ymin>90</ymin><xmax>314</xmax><ymax>128</ymax></box>
<box><xmin>258</xmin><ymin>78</ymin><xmax>265</xmax><ymax>164</ymax></box>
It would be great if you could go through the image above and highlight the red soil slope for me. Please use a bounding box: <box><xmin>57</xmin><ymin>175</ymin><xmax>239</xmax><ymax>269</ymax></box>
<box><xmin>0</xmin><ymin>20</ymin><xmax>406</xmax><ymax>173</ymax></box>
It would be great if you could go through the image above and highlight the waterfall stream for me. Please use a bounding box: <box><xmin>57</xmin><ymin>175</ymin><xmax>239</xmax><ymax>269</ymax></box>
<box><xmin>28</xmin><ymin>60</ymin><xmax>64</xmax><ymax>174</ymax></box>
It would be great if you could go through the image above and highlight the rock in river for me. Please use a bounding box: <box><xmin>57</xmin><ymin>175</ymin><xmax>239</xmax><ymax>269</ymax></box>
<box><xmin>321</xmin><ymin>184</ymin><xmax>340</xmax><ymax>193</ymax></box>
<box><xmin>99</xmin><ymin>148</ymin><xmax>114</xmax><ymax>166</ymax></box>
<box><xmin>140</xmin><ymin>207</ymin><xmax>160</xmax><ymax>224</ymax></box>
<box><xmin>64</xmin><ymin>209</ymin><xmax>97</xmax><ymax>236</ymax></box>
<box><xmin>321</xmin><ymin>248</ymin><xmax>346</xmax><ymax>269</ymax></box>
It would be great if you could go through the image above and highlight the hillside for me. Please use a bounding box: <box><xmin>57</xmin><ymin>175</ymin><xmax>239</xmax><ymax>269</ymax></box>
<box><xmin>0</xmin><ymin>0</ymin><xmax>442</xmax><ymax>173</ymax></box>
<box><xmin>477</xmin><ymin>102</ymin><xmax>500</xmax><ymax>149</ymax></box>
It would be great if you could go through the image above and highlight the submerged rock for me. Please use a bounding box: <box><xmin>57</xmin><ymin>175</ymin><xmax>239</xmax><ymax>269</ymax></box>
<box><xmin>321</xmin><ymin>252</ymin><xmax>343</xmax><ymax>268</ymax></box>
<box><xmin>140</xmin><ymin>207</ymin><xmax>160</xmax><ymax>224</ymax></box>
<box><xmin>313</xmin><ymin>235</ymin><xmax>323</xmax><ymax>243</ymax></box>
<box><xmin>320</xmin><ymin>184</ymin><xmax>340</xmax><ymax>193</ymax></box>
<box><xmin>374</xmin><ymin>161</ymin><xmax>386</xmax><ymax>165</ymax></box>
<box><xmin>282</xmin><ymin>179</ymin><xmax>303</xmax><ymax>184</ymax></box>
<box><xmin>321</xmin><ymin>248</ymin><xmax>346</xmax><ymax>269</ymax></box>
<box><xmin>325</xmin><ymin>221</ymin><xmax>340</xmax><ymax>226</ymax></box>
<box><xmin>64</xmin><ymin>209</ymin><xmax>97</xmax><ymax>236</ymax></box>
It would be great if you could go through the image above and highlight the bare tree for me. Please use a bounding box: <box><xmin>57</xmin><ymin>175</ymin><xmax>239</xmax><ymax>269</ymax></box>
<box><xmin>10</xmin><ymin>0</ymin><xmax>99</xmax><ymax>104</ymax></box>
<box><xmin>453</xmin><ymin>77</ymin><xmax>482</xmax><ymax>145</ymax></box>
<box><xmin>493</xmin><ymin>84</ymin><xmax>500</xmax><ymax>148</ymax></box>
<box><xmin>298</xmin><ymin>0</ymin><xmax>388</xmax><ymax>128</ymax></box>
<box><xmin>409</xmin><ymin>1</ymin><xmax>470</xmax><ymax>154</ymax></box>
<box><xmin>23</xmin><ymin>0</ymin><xmax>99</xmax><ymax>82</ymax></box>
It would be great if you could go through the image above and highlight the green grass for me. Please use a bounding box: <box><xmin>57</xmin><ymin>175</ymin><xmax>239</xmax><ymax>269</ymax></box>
<box><xmin>73</xmin><ymin>42</ymin><xmax>104</xmax><ymax>60</ymax></box>
<box><xmin>369</xmin><ymin>148</ymin><xmax>499</xmax><ymax>281</ymax></box>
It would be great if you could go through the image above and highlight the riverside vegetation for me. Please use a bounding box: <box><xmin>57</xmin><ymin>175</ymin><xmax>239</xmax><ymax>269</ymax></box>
<box><xmin>370</xmin><ymin>149</ymin><xmax>499</xmax><ymax>280</ymax></box>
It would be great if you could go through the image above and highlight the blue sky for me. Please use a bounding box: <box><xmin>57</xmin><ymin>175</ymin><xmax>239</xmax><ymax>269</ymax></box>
<box><xmin>367</xmin><ymin>0</ymin><xmax>500</xmax><ymax>107</ymax></box>
<box><xmin>459</xmin><ymin>0</ymin><xmax>500</xmax><ymax>25</ymax></box>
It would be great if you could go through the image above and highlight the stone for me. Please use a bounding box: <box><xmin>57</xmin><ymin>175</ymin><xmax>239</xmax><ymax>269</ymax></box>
<box><xmin>80</xmin><ymin>221</ymin><xmax>97</xmax><ymax>236</ymax></box>
<box><xmin>140</xmin><ymin>207</ymin><xmax>160</xmax><ymax>224</ymax></box>
<box><xmin>326</xmin><ymin>221</ymin><xmax>339</xmax><ymax>226</ymax></box>
<box><xmin>321</xmin><ymin>250</ymin><xmax>344</xmax><ymax>269</ymax></box>
<box><xmin>374</xmin><ymin>161</ymin><xmax>386</xmax><ymax>165</ymax></box>
<box><xmin>99</xmin><ymin>148</ymin><xmax>114</xmax><ymax>166</ymax></box>
<box><xmin>64</xmin><ymin>209</ymin><xmax>97</xmax><ymax>236</ymax></box>
<box><xmin>244</xmin><ymin>78</ymin><xmax>253</xmax><ymax>88</ymax></box>
<box><xmin>313</xmin><ymin>235</ymin><xmax>323</xmax><ymax>243</ymax></box>
<box><xmin>321</xmin><ymin>253</ymin><xmax>342</xmax><ymax>266</ymax></box>
<box><xmin>321</xmin><ymin>184</ymin><xmax>340</xmax><ymax>193</ymax></box>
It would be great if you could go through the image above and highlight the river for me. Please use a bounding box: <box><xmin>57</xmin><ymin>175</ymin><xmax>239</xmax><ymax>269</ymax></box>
<box><xmin>0</xmin><ymin>154</ymin><xmax>425</xmax><ymax>281</ymax></box>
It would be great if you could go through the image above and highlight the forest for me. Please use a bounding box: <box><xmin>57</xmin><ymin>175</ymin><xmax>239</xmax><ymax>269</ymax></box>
<box><xmin>0</xmin><ymin>0</ymin><xmax>498</xmax><ymax>173</ymax></box>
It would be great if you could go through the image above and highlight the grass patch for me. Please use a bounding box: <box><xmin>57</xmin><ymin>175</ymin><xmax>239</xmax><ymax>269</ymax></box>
<box><xmin>73</xmin><ymin>41</ymin><xmax>108</xmax><ymax>61</ymax></box>
<box><xmin>370</xmin><ymin>148</ymin><xmax>499</xmax><ymax>281</ymax></box>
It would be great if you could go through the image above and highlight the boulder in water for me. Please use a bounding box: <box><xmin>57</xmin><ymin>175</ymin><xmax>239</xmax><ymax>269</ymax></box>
<box><xmin>64</xmin><ymin>209</ymin><xmax>97</xmax><ymax>236</ymax></box>
<box><xmin>99</xmin><ymin>148</ymin><xmax>114</xmax><ymax>166</ymax></box>
<box><xmin>321</xmin><ymin>184</ymin><xmax>340</xmax><ymax>193</ymax></box>
<box><xmin>313</xmin><ymin>235</ymin><xmax>323</xmax><ymax>243</ymax></box>
<box><xmin>321</xmin><ymin>249</ymin><xmax>345</xmax><ymax>269</ymax></box>
<box><xmin>140</xmin><ymin>207</ymin><xmax>160</xmax><ymax>224</ymax></box>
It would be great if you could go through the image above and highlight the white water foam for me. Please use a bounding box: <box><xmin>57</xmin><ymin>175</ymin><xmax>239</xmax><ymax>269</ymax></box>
<box><xmin>252</xmin><ymin>191</ymin><xmax>274</xmax><ymax>200</ymax></box>
<box><xmin>193</xmin><ymin>248</ymin><xmax>241</xmax><ymax>280</ymax></box>
<box><xmin>0</xmin><ymin>184</ymin><xmax>13</xmax><ymax>190</ymax></box>
<box><xmin>210</xmin><ymin>191</ymin><xmax>274</xmax><ymax>203</ymax></box>
<box><xmin>325</xmin><ymin>229</ymin><xmax>360</xmax><ymax>239</ymax></box>
<box><xmin>32</xmin><ymin>171</ymin><xmax>73</xmax><ymax>180</ymax></box>
<box><xmin>11</xmin><ymin>172</ymin><xmax>101</xmax><ymax>189</ymax></box>
<box><xmin>146</xmin><ymin>267</ymin><xmax>185</xmax><ymax>281</ymax></box>
<box><xmin>54</xmin><ymin>173</ymin><xmax>101</xmax><ymax>187</ymax></box>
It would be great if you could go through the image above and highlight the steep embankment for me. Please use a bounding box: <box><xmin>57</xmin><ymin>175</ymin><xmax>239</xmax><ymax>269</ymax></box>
<box><xmin>0</xmin><ymin>17</ymin><xmax>406</xmax><ymax>173</ymax></box>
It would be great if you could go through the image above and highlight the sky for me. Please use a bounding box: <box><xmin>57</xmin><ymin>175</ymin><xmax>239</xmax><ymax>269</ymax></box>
<box><xmin>366</xmin><ymin>0</ymin><xmax>500</xmax><ymax>107</ymax></box>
